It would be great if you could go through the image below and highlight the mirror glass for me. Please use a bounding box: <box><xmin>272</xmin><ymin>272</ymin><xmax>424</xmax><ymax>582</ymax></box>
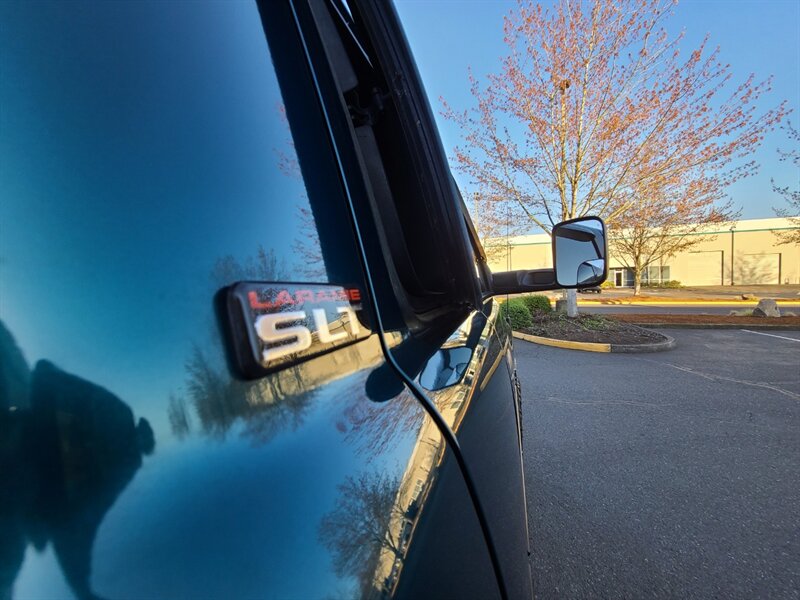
<box><xmin>553</xmin><ymin>217</ymin><xmax>606</xmax><ymax>287</ymax></box>
<box><xmin>419</xmin><ymin>347</ymin><xmax>473</xmax><ymax>391</ymax></box>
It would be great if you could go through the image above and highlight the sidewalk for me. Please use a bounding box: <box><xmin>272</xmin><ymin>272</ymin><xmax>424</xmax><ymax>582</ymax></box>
<box><xmin>568</xmin><ymin>284</ymin><xmax>800</xmax><ymax>305</ymax></box>
<box><xmin>577</xmin><ymin>299</ymin><xmax>800</xmax><ymax>306</ymax></box>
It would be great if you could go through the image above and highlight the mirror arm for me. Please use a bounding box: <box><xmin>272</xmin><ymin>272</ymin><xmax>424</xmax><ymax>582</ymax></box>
<box><xmin>491</xmin><ymin>269</ymin><xmax>558</xmax><ymax>295</ymax></box>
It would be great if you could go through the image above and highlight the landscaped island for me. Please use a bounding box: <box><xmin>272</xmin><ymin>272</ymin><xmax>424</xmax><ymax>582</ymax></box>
<box><xmin>500</xmin><ymin>296</ymin><xmax>670</xmax><ymax>347</ymax></box>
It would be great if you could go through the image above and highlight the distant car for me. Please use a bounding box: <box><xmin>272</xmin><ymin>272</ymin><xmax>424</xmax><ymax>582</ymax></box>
<box><xmin>578</xmin><ymin>286</ymin><xmax>603</xmax><ymax>293</ymax></box>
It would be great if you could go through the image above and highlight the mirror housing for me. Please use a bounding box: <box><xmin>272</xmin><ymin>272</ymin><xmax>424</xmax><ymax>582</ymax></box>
<box><xmin>552</xmin><ymin>216</ymin><xmax>607</xmax><ymax>288</ymax></box>
<box><xmin>490</xmin><ymin>216</ymin><xmax>607</xmax><ymax>295</ymax></box>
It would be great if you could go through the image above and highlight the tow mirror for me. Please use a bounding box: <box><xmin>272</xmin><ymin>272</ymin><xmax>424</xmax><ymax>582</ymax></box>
<box><xmin>552</xmin><ymin>216</ymin><xmax>607</xmax><ymax>288</ymax></box>
<box><xmin>490</xmin><ymin>216</ymin><xmax>607</xmax><ymax>294</ymax></box>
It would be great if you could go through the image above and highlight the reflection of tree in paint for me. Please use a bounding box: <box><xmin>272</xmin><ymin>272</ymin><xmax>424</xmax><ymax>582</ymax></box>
<box><xmin>319</xmin><ymin>471</ymin><xmax>407</xmax><ymax>599</ymax></box>
<box><xmin>177</xmin><ymin>343</ymin><xmax>313</xmax><ymax>445</ymax></box>
<box><xmin>275</xmin><ymin>103</ymin><xmax>326</xmax><ymax>280</ymax></box>
<box><xmin>211</xmin><ymin>245</ymin><xmax>287</xmax><ymax>284</ymax></box>
<box><xmin>293</xmin><ymin>206</ymin><xmax>327</xmax><ymax>281</ymax></box>
<box><xmin>164</xmin><ymin>92</ymin><xmax>360</xmax><ymax>442</ymax></box>
<box><xmin>321</xmin><ymin>402</ymin><xmax>447</xmax><ymax>598</ymax></box>
<box><xmin>167</xmin><ymin>393</ymin><xmax>191</xmax><ymax>439</ymax></box>
<box><xmin>338</xmin><ymin>389</ymin><xmax>423</xmax><ymax>458</ymax></box>
<box><xmin>173</xmin><ymin>346</ymin><xmax>321</xmax><ymax>443</ymax></box>
<box><xmin>168</xmin><ymin>243</ymin><xmax>425</xmax><ymax>454</ymax></box>
<box><xmin>167</xmin><ymin>247</ymin><xmax>318</xmax><ymax>445</ymax></box>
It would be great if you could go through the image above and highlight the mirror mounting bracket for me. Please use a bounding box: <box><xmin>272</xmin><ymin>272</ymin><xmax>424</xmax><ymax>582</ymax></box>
<box><xmin>491</xmin><ymin>269</ymin><xmax>557</xmax><ymax>295</ymax></box>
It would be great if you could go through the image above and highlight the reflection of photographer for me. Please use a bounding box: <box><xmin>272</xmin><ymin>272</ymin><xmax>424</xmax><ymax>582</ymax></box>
<box><xmin>0</xmin><ymin>321</ymin><xmax>153</xmax><ymax>600</ymax></box>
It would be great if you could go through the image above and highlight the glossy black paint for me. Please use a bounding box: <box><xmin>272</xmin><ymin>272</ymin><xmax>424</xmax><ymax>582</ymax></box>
<box><xmin>0</xmin><ymin>1</ymin><xmax>531</xmax><ymax>599</ymax></box>
<box><xmin>294</xmin><ymin>1</ymin><xmax>531</xmax><ymax>594</ymax></box>
<box><xmin>2</xmin><ymin>320</ymin><xmax>504</xmax><ymax>598</ymax></box>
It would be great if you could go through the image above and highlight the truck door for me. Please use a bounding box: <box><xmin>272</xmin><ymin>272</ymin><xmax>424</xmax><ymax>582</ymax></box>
<box><xmin>289</xmin><ymin>2</ymin><xmax>533</xmax><ymax>598</ymax></box>
<box><xmin>0</xmin><ymin>2</ymin><xmax>502</xmax><ymax>598</ymax></box>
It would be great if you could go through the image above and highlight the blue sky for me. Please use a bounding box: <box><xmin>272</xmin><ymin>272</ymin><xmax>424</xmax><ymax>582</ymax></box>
<box><xmin>396</xmin><ymin>0</ymin><xmax>800</xmax><ymax>224</ymax></box>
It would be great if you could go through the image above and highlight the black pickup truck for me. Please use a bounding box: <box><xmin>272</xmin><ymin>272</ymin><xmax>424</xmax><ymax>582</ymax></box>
<box><xmin>0</xmin><ymin>1</ymin><xmax>606</xmax><ymax>598</ymax></box>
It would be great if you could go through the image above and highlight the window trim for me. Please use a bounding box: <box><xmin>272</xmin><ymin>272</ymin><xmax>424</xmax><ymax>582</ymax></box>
<box><xmin>293</xmin><ymin>0</ymin><xmax>482</xmax><ymax>334</ymax></box>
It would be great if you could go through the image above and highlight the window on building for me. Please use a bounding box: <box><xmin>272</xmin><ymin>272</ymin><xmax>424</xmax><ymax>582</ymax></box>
<box><xmin>625</xmin><ymin>269</ymin><xmax>635</xmax><ymax>287</ymax></box>
<box><xmin>645</xmin><ymin>266</ymin><xmax>671</xmax><ymax>283</ymax></box>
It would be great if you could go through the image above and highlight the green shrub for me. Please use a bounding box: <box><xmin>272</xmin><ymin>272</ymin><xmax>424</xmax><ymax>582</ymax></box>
<box><xmin>499</xmin><ymin>298</ymin><xmax>533</xmax><ymax>330</ymax></box>
<box><xmin>642</xmin><ymin>280</ymin><xmax>683</xmax><ymax>289</ymax></box>
<box><xmin>521</xmin><ymin>294</ymin><xmax>552</xmax><ymax>314</ymax></box>
<box><xmin>601</xmin><ymin>280</ymin><xmax>615</xmax><ymax>288</ymax></box>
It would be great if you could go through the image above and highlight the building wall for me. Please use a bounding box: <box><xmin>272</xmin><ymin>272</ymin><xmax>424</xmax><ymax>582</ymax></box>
<box><xmin>486</xmin><ymin>217</ymin><xmax>800</xmax><ymax>286</ymax></box>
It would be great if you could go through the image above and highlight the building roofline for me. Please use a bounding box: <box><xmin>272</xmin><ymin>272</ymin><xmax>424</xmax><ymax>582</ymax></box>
<box><xmin>485</xmin><ymin>216</ymin><xmax>800</xmax><ymax>248</ymax></box>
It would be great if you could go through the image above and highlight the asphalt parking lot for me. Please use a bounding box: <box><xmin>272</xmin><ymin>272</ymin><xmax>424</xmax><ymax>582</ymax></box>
<box><xmin>581</xmin><ymin>304</ymin><xmax>800</xmax><ymax>315</ymax></box>
<box><xmin>517</xmin><ymin>328</ymin><xmax>800</xmax><ymax>599</ymax></box>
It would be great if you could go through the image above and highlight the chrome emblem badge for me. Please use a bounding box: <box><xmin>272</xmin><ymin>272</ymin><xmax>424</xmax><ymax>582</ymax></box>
<box><xmin>223</xmin><ymin>282</ymin><xmax>370</xmax><ymax>378</ymax></box>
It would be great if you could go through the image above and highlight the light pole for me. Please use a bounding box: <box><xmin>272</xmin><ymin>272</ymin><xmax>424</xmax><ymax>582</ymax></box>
<box><xmin>729</xmin><ymin>226</ymin><xmax>735</xmax><ymax>286</ymax></box>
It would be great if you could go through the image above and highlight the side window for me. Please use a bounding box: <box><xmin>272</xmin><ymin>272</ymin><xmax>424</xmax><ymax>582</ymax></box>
<box><xmin>456</xmin><ymin>186</ymin><xmax>493</xmax><ymax>297</ymax></box>
<box><xmin>0</xmin><ymin>2</ymin><xmax>364</xmax><ymax>433</ymax></box>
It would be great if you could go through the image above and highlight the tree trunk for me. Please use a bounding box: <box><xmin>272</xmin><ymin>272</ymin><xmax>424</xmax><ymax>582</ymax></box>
<box><xmin>565</xmin><ymin>288</ymin><xmax>579</xmax><ymax>317</ymax></box>
<box><xmin>633</xmin><ymin>269</ymin><xmax>642</xmax><ymax>296</ymax></box>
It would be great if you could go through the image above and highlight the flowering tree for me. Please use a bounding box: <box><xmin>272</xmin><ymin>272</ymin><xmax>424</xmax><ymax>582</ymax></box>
<box><xmin>470</xmin><ymin>190</ymin><xmax>530</xmax><ymax>265</ymax></box>
<box><xmin>443</xmin><ymin>0</ymin><xmax>787</xmax><ymax>315</ymax></box>
<box><xmin>772</xmin><ymin>122</ymin><xmax>800</xmax><ymax>245</ymax></box>
<box><xmin>610</xmin><ymin>169</ymin><xmax>737</xmax><ymax>295</ymax></box>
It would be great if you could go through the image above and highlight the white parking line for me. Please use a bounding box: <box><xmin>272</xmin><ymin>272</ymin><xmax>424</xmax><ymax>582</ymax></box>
<box><xmin>740</xmin><ymin>329</ymin><xmax>800</xmax><ymax>343</ymax></box>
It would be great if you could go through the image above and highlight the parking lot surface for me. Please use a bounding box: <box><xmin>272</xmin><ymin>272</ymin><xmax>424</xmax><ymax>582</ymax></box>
<box><xmin>517</xmin><ymin>328</ymin><xmax>800</xmax><ymax>599</ymax></box>
<box><xmin>581</xmin><ymin>304</ymin><xmax>800</xmax><ymax>315</ymax></box>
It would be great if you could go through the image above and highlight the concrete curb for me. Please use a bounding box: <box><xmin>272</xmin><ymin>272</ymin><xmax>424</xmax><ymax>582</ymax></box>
<box><xmin>512</xmin><ymin>331</ymin><xmax>610</xmax><ymax>352</ymax></box>
<box><xmin>611</xmin><ymin>332</ymin><xmax>676</xmax><ymax>353</ymax></box>
<box><xmin>512</xmin><ymin>330</ymin><xmax>675</xmax><ymax>353</ymax></box>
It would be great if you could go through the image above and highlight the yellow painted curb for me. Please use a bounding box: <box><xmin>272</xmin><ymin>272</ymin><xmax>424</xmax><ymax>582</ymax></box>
<box><xmin>512</xmin><ymin>331</ymin><xmax>611</xmax><ymax>353</ymax></box>
<box><xmin>576</xmin><ymin>301</ymin><xmax>800</xmax><ymax>306</ymax></box>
